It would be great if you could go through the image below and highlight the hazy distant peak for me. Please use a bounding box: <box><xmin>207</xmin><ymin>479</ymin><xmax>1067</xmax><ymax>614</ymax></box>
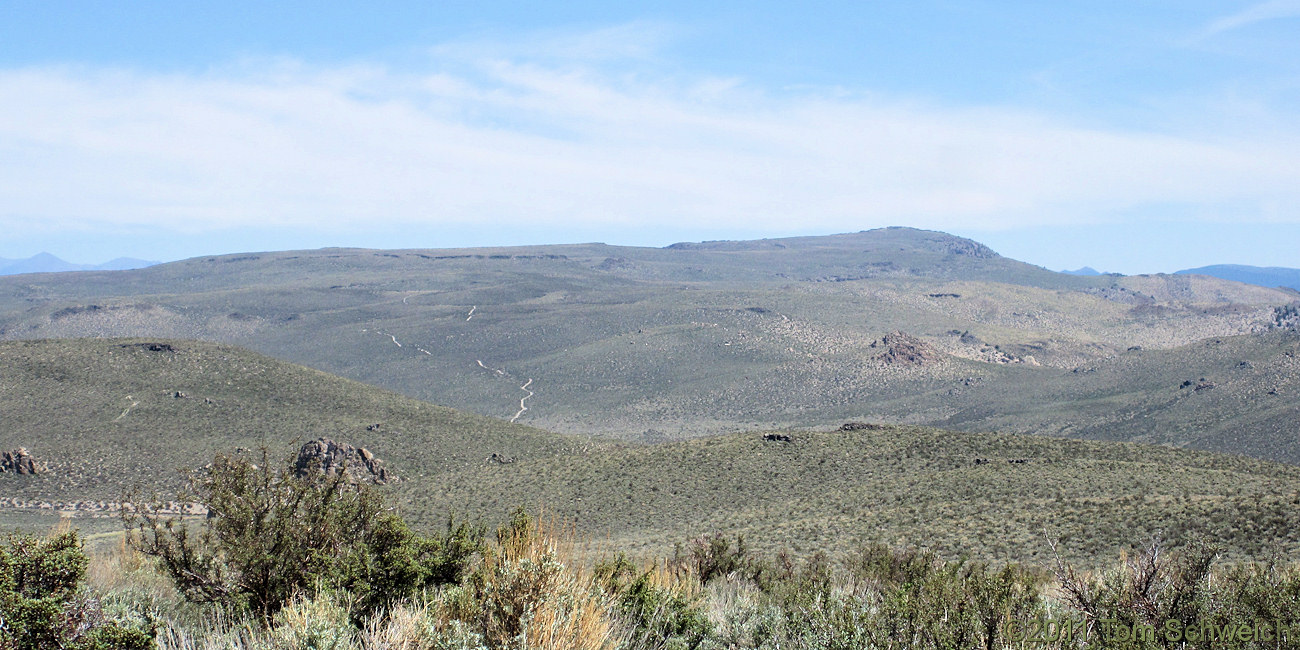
<box><xmin>0</xmin><ymin>252</ymin><xmax>82</xmax><ymax>275</ymax></box>
<box><xmin>1062</xmin><ymin>266</ymin><xmax>1102</xmax><ymax>276</ymax></box>
<box><xmin>0</xmin><ymin>253</ymin><xmax>159</xmax><ymax>276</ymax></box>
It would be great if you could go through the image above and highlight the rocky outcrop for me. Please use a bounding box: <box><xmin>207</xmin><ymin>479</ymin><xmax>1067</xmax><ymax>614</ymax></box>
<box><xmin>1</xmin><ymin>448</ymin><xmax>46</xmax><ymax>475</ymax></box>
<box><xmin>294</xmin><ymin>438</ymin><xmax>391</xmax><ymax>485</ymax></box>
<box><xmin>870</xmin><ymin>331</ymin><xmax>944</xmax><ymax>366</ymax></box>
<box><xmin>595</xmin><ymin>257</ymin><xmax>636</xmax><ymax>271</ymax></box>
<box><xmin>936</xmin><ymin>238</ymin><xmax>998</xmax><ymax>259</ymax></box>
<box><xmin>119</xmin><ymin>341</ymin><xmax>176</xmax><ymax>353</ymax></box>
<box><xmin>838</xmin><ymin>422</ymin><xmax>885</xmax><ymax>431</ymax></box>
<box><xmin>1274</xmin><ymin>304</ymin><xmax>1300</xmax><ymax>330</ymax></box>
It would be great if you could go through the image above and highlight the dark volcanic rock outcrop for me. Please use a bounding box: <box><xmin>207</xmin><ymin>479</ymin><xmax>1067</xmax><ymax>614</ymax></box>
<box><xmin>294</xmin><ymin>438</ymin><xmax>391</xmax><ymax>484</ymax></box>
<box><xmin>870</xmin><ymin>331</ymin><xmax>944</xmax><ymax>366</ymax></box>
<box><xmin>1</xmin><ymin>448</ymin><xmax>46</xmax><ymax>475</ymax></box>
<box><xmin>839</xmin><ymin>422</ymin><xmax>885</xmax><ymax>431</ymax></box>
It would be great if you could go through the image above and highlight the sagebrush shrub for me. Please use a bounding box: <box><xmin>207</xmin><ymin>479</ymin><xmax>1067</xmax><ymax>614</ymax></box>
<box><xmin>595</xmin><ymin>553</ymin><xmax>712</xmax><ymax>648</ymax></box>
<box><xmin>437</xmin><ymin>508</ymin><xmax>617</xmax><ymax>650</ymax></box>
<box><xmin>125</xmin><ymin>447</ymin><xmax>485</xmax><ymax>619</ymax></box>
<box><xmin>0</xmin><ymin>531</ymin><xmax>153</xmax><ymax>650</ymax></box>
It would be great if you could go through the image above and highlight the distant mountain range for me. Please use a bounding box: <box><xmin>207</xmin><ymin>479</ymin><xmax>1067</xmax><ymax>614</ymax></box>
<box><xmin>0</xmin><ymin>253</ymin><xmax>158</xmax><ymax>276</ymax></box>
<box><xmin>1175</xmin><ymin>264</ymin><xmax>1300</xmax><ymax>292</ymax></box>
<box><xmin>3</xmin><ymin>249</ymin><xmax>1296</xmax><ymax>293</ymax></box>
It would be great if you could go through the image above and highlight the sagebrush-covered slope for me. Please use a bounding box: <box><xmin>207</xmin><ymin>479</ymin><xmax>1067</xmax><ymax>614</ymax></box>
<box><xmin>0</xmin><ymin>228</ymin><xmax>1294</xmax><ymax>458</ymax></box>
<box><xmin>4</xmin><ymin>338</ymin><xmax>1300</xmax><ymax>565</ymax></box>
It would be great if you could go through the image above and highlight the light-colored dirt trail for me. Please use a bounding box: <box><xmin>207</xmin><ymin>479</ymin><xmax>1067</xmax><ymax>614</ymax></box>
<box><xmin>113</xmin><ymin>395</ymin><xmax>138</xmax><ymax>422</ymax></box>
<box><xmin>476</xmin><ymin>359</ymin><xmax>506</xmax><ymax>376</ymax></box>
<box><xmin>510</xmin><ymin>378</ymin><xmax>533</xmax><ymax>423</ymax></box>
<box><xmin>360</xmin><ymin>328</ymin><xmax>403</xmax><ymax>347</ymax></box>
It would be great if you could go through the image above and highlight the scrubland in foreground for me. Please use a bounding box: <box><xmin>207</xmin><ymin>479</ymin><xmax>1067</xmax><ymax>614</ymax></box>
<box><xmin>7</xmin><ymin>451</ymin><xmax>1300</xmax><ymax>650</ymax></box>
<box><xmin>12</xmin><ymin>513</ymin><xmax>1300</xmax><ymax>650</ymax></box>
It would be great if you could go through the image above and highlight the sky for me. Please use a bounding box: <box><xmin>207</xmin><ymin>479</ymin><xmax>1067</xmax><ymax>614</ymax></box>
<box><xmin>1</xmin><ymin>1</ymin><xmax>1298</xmax><ymax>274</ymax></box>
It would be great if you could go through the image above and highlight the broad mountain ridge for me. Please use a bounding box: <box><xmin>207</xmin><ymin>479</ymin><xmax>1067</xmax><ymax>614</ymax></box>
<box><xmin>1176</xmin><ymin>263</ymin><xmax>1300</xmax><ymax>291</ymax></box>
<box><xmin>1</xmin><ymin>227</ymin><xmax>1296</xmax><ymax>463</ymax></box>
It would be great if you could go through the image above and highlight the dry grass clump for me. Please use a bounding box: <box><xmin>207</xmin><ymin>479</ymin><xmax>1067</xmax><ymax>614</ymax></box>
<box><xmin>142</xmin><ymin>510</ymin><xmax>618</xmax><ymax>650</ymax></box>
<box><xmin>45</xmin><ymin>513</ymin><xmax>1300</xmax><ymax>650</ymax></box>
<box><xmin>431</xmin><ymin>509</ymin><xmax>618</xmax><ymax>650</ymax></box>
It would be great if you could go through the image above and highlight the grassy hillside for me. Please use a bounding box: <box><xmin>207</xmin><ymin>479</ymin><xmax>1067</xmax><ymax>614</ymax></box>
<box><xmin>439</xmin><ymin>424</ymin><xmax>1300</xmax><ymax>565</ymax></box>
<box><xmin>0</xmin><ymin>338</ymin><xmax>585</xmax><ymax>503</ymax></box>
<box><xmin>0</xmin><ymin>227</ymin><xmax>1294</xmax><ymax>460</ymax></box>
<box><xmin>4</xmin><ymin>338</ymin><xmax>1300</xmax><ymax>567</ymax></box>
<box><xmin>934</xmin><ymin>328</ymin><xmax>1300</xmax><ymax>463</ymax></box>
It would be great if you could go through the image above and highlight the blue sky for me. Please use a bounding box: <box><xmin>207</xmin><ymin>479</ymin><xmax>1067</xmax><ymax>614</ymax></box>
<box><xmin>2</xmin><ymin>1</ymin><xmax>1298</xmax><ymax>273</ymax></box>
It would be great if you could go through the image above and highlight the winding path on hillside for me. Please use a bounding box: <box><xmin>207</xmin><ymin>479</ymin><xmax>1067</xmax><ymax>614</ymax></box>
<box><xmin>361</xmin><ymin>328</ymin><xmax>405</xmax><ymax>348</ymax></box>
<box><xmin>363</xmin><ymin>304</ymin><xmax>538</xmax><ymax>422</ymax></box>
<box><xmin>510</xmin><ymin>378</ymin><xmax>533</xmax><ymax>423</ymax></box>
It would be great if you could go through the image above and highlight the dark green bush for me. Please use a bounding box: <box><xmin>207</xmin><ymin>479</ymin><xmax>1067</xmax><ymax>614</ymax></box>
<box><xmin>673</xmin><ymin>532</ymin><xmax>761</xmax><ymax>584</ymax></box>
<box><xmin>125</xmin><ymin>447</ymin><xmax>485</xmax><ymax>619</ymax></box>
<box><xmin>1054</xmin><ymin>536</ymin><xmax>1300</xmax><ymax>649</ymax></box>
<box><xmin>0</xmin><ymin>531</ymin><xmax>153</xmax><ymax>650</ymax></box>
<box><xmin>335</xmin><ymin>512</ymin><xmax>486</xmax><ymax>620</ymax></box>
<box><xmin>790</xmin><ymin>543</ymin><xmax>1046</xmax><ymax>650</ymax></box>
<box><xmin>595</xmin><ymin>553</ymin><xmax>712</xmax><ymax>649</ymax></box>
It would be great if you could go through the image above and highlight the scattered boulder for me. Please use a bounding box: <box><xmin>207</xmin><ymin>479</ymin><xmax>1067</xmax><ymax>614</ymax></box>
<box><xmin>1</xmin><ymin>448</ymin><xmax>46</xmax><ymax>475</ymax></box>
<box><xmin>869</xmin><ymin>331</ymin><xmax>943</xmax><ymax>366</ymax></box>
<box><xmin>488</xmin><ymin>453</ymin><xmax>516</xmax><ymax>464</ymax></box>
<box><xmin>294</xmin><ymin>438</ymin><xmax>391</xmax><ymax>485</ymax></box>
<box><xmin>762</xmin><ymin>433</ymin><xmax>792</xmax><ymax>443</ymax></box>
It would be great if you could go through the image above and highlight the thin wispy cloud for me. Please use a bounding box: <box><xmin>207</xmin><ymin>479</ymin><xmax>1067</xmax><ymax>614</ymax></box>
<box><xmin>1</xmin><ymin>28</ymin><xmax>1297</xmax><ymax>241</ymax></box>
<box><xmin>1200</xmin><ymin>0</ymin><xmax>1300</xmax><ymax>37</ymax></box>
<box><xmin>431</xmin><ymin>21</ymin><xmax>678</xmax><ymax>64</ymax></box>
